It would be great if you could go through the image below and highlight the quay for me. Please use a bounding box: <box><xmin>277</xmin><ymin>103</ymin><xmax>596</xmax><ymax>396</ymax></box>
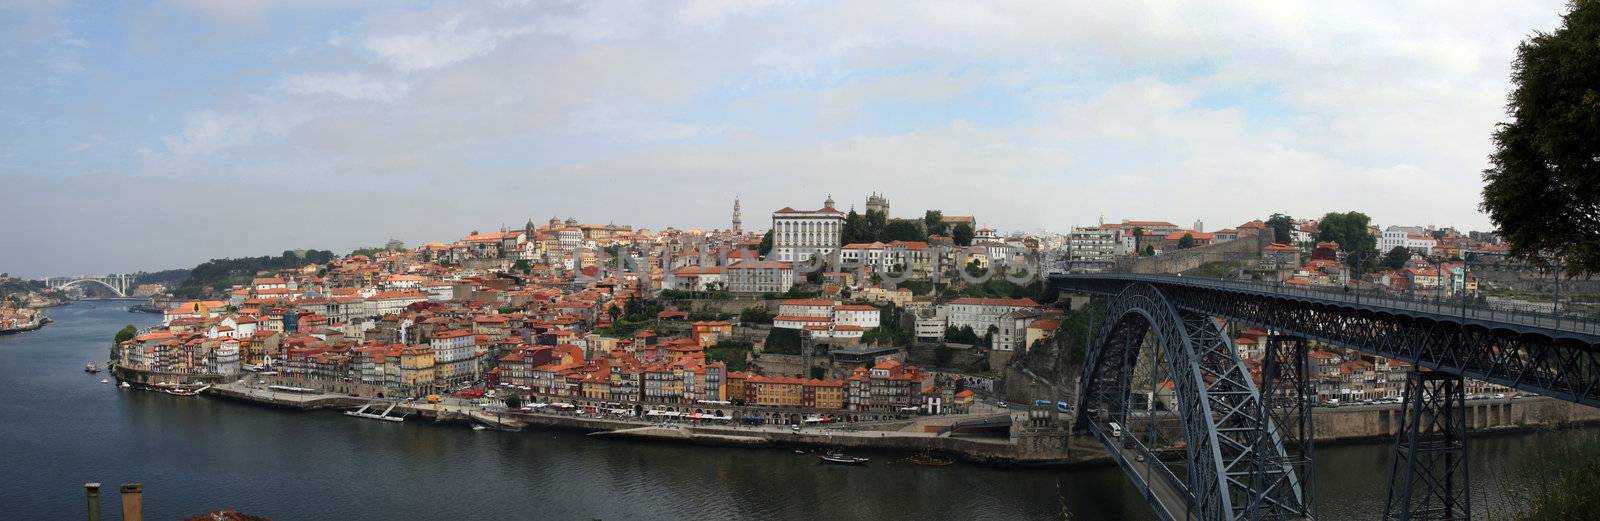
<box><xmin>192</xmin><ymin>375</ymin><xmax>1600</xmax><ymax>468</ymax></box>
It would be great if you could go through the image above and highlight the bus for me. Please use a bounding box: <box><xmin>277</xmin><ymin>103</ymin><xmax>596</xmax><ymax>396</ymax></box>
<box><xmin>1108</xmin><ymin>422</ymin><xmax>1123</xmax><ymax>438</ymax></box>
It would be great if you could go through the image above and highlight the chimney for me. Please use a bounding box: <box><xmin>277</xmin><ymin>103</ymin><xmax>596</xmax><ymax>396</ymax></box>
<box><xmin>119</xmin><ymin>483</ymin><xmax>143</xmax><ymax>521</ymax></box>
<box><xmin>84</xmin><ymin>483</ymin><xmax>101</xmax><ymax>521</ymax></box>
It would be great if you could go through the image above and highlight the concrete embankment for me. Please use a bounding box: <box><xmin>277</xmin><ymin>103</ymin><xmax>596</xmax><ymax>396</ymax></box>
<box><xmin>590</xmin><ymin>426</ymin><xmax>773</xmax><ymax>447</ymax></box>
<box><xmin>192</xmin><ymin>381</ymin><xmax>1600</xmax><ymax>468</ymax></box>
<box><xmin>203</xmin><ymin>385</ymin><xmax>367</xmax><ymax>411</ymax></box>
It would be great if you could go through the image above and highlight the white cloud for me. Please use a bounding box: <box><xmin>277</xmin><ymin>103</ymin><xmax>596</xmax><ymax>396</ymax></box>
<box><xmin>80</xmin><ymin>0</ymin><xmax>1574</xmax><ymax>278</ymax></box>
<box><xmin>279</xmin><ymin>72</ymin><xmax>409</xmax><ymax>102</ymax></box>
<box><xmin>363</xmin><ymin>15</ymin><xmax>529</xmax><ymax>72</ymax></box>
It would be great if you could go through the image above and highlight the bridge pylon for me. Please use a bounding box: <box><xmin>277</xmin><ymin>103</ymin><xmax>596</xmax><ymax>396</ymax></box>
<box><xmin>1384</xmin><ymin>370</ymin><xmax>1469</xmax><ymax>521</ymax></box>
<box><xmin>1252</xmin><ymin>335</ymin><xmax>1315</xmax><ymax>521</ymax></box>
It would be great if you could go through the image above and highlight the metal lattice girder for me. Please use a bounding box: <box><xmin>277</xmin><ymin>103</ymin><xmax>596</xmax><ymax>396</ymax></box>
<box><xmin>1077</xmin><ymin>284</ymin><xmax>1305</xmax><ymax>521</ymax></box>
<box><xmin>1255</xmin><ymin>335</ymin><xmax>1314</xmax><ymax>520</ymax></box>
<box><xmin>1384</xmin><ymin>370</ymin><xmax>1470</xmax><ymax>521</ymax></box>
<box><xmin>1054</xmin><ymin>273</ymin><xmax>1600</xmax><ymax>408</ymax></box>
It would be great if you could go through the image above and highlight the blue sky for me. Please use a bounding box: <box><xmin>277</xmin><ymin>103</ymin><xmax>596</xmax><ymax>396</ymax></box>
<box><xmin>0</xmin><ymin>1</ymin><xmax>1572</xmax><ymax>278</ymax></box>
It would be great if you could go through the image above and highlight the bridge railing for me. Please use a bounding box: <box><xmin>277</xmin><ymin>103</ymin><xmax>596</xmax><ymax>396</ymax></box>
<box><xmin>1056</xmin><ymin>273</ymin><xmax>1600</xmax><ymax>336</ymax></box>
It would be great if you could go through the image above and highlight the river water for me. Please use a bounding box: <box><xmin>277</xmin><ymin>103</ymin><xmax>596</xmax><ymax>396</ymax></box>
<box><xmin>0</xmin><ymin>302</ymin><xmax>1585</xmax><ymax>520</ymax></box>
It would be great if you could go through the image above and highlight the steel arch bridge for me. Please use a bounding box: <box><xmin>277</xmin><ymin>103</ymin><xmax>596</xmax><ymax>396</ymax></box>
<box><xmin>47</xmin><ymin>274</ymin><xmax>133</xmax><ymax>298</ymax></box>
<box><xmin>1052</xmin><ymin>273</ymin><xmax>1600</xmax><ymax>521</ymax></box>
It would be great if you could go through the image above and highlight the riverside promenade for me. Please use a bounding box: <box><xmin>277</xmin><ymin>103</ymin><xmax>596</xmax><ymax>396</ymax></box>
<box><xmin>201</xmin><ymin>379</ymin><xmax>1090</xmax><ymax>465</ymax></box>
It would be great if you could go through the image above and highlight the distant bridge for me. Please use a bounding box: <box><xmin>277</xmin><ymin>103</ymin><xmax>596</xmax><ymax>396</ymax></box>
<box><xmin>1052</xmin><ymin>272</ymin><xmax>1600</xmax><ymax>521</ymax></box>
<box><xmin>47</xmin><ymin>274</ymin><xmax>134</xmax><ymax>298</ymax></box>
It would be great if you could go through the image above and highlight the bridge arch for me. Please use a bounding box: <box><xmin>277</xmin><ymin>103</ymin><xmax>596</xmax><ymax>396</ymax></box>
<box><xmin>54</xmin><ymin>278</ymin><xmax>128</xmax><ymax>298</ymax></box>
<box><xmin>1076</xmin><ymin>283</ymin><xmax>1306</xmax><ymax>521</ymax></box>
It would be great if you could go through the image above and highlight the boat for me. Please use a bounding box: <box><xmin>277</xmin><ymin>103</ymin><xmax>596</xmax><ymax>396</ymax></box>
<box><xmin>793</xmin><ymin>449</ymin><xmax>807</xmax><ymax>455</ymax></box>
<box><xmin>84</xmin><ymin>362</ymin><xmax>100</xmax><ymax>373</ymax></box>
<box><xmin>817</xmin><ymin>452</ymin><xmax>869</xmax><ymax>465</ymax></box>
<box><xmin>164</xmin><ymin>384</ymin><xmax>210</xmax><ymax>397</ymax></box>
<box><xmin>472</xmin><ymin>425</ymin><xmax>488</xmax><ymax>431</ymax></box>
<box><xmin>119</xmin><ymin>382</ymin><xmax>130</xmax><ymax>388</ymax></box>
<box><xmin>100</xmin><ymin>379</ymin><xmax>110</xmax><ymax>384</ymax></box>
<box><xmin>910</xmin><ymin>453</ymin><xmax>954</xmax><ymax>467</ymax></box>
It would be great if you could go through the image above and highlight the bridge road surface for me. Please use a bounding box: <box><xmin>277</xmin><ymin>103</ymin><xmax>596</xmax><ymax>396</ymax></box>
<box><xmin>1100</xmin><ymin>423</ymin><xmax>1198</xmax><ymax>521</ymax></box>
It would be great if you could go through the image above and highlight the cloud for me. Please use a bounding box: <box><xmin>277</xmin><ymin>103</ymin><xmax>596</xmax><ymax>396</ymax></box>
<box><xmin>278</xmin><ymin>72</ymin><xmax>409</xmax><ymax>102</ymax></box>
<box><xmin>363</xmin><ymin>15</ymin><xmax>530</xmax><ymax>72</ymax></box>
<box><xmin>4</xmin><ymin>0</ymin><xmax>1580</xmax><ymax>277</ymax></box>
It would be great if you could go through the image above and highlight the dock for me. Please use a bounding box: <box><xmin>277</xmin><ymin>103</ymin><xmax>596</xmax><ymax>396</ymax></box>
<box><xmin>344</xmin><ymin>402</ymin><xmax>406</xmax><ymax>422</ymax></box>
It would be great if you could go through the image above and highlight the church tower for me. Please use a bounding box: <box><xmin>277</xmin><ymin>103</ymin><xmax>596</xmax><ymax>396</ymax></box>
<box><xmin>732</xmin><ymin>197</ymin><xmax>743</xmax><ymax>235</ymax></box>
<box><xmin>865</xmin><ymin>191</ymin><xmax>890</xmax><ymax>215</ymax></box>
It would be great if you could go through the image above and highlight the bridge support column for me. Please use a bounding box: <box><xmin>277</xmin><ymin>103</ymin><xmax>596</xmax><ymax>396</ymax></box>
<box><xmin>1384</xmin><ymin>370</ymin><xmax>1469</xmax><ymax>521</ymax></box>
<box><xmin>1253</xmin><ymin>335</ymin><xmax>1314</xmax><ymax>520</ymax></box>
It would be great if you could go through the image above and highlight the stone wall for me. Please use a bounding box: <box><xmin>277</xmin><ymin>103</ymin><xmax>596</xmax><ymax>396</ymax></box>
<box><xmin>1116</xmin><ymin>233</ymin><xmax>1269</xmax><ymax>274</ymax></box>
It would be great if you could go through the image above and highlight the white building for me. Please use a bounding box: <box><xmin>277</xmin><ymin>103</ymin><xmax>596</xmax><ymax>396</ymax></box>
<box><xmin>773</xmin><ymin>300</ymin><xmax>881</xmax><ymax>332</ymax></box>
<box><xmin>1379</xmin><ymin>226</ymin><xmax>1437</xmax><ymax>255</ymax></box>
<box><xmin>945</xmin><ymin>297</ymin><xmax>1041</xmax><ymax>335</ymax></box>
<box><xmin>772</xmin><ymin>196</ymin><xmax>846</xmax><ymax>263</ymax></box>
<box><xmin>725</xmin><ymin>260</ymin><xmax>794</xmax><ymax>294</ymax></box>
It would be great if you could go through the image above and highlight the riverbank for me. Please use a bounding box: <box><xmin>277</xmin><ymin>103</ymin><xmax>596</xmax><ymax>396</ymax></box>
<box><xmin>193</xmin><ymin>378</ymin><xmax>1086</xmax><ymax>465</ymax></box>
<box><xmin>0</xmin><ymin>314</ymin><xmax>49</xmax><ymax>335</ymax></box>
<box><xmin>192</xmin><ymin>373</ymin><xmax>1600</xmax><ymax>471</ymax></box>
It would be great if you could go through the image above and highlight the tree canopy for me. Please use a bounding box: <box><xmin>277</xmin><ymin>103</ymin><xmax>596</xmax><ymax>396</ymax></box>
<box><xmin>1177</xmin><ymin>233</ymin><xmax>1196</xmax><ymax>249</ymax></box>
<box><xmin>1316</xmin><ymin>211</ymin><xmax>1376</xmax><ymax>253</ymax></box>
<box><xmin>1381</xmin><ymin>246</ymin><xmax>1412</xmax><ymax>271</ymax></box>
<box><xmin>1266</xmin><ymin>213</ymin><xmax>1295</xmax><ymax>244</ymax></box>
<box><xmin>1482</xmin><ymin>0</ymin><xmax>1600</xmax><ymax>276</ymax></box>
<box><xmin>951</xmin><ymin>223</ymin><xmax>974</xmax><ymax>246</ymax></box>
<box><xmin>114</xmin><ymin>324</ymin><xmax>138</xmax><ymax>344</ymax></box>
<box><xmin>924</xmin><ymin>210</ymin><xmax>948</xmax><ymax>235</ymax></box>
<box><xmin>758</xmin><ymin>229</ymin><xmax>773</xmax><ymax>256</ymax></box>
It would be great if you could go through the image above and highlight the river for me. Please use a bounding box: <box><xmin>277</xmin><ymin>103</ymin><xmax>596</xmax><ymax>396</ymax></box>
<box><xmin>0</xmin><ymin>302</ymin><xmax>1587</xmax><ymax>520</ymax></box>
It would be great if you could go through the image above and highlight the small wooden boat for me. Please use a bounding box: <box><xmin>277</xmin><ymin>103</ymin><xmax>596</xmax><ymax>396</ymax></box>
<box><xmin>817</xmin><ymin>452</ymin><xmax>869</xmax><ymax>465</ymax></box>
<box><xmin>910</xmin><ymin>453</ymin><xmax>954</xmax><ymax>467</ymax></box>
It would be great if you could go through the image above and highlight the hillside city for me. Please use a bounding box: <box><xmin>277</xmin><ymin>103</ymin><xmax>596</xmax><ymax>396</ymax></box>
<box><xmin>9</xmin><ymin>192</ymin><xmax>1534</xmax><ymax>421</ymax></box>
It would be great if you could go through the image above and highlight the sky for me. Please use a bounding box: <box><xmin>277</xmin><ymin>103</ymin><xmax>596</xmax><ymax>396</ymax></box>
<box><xmin>0</xmin><ymin>1</ymin><xmax>1573</xmax><ymax>278</ymax></box>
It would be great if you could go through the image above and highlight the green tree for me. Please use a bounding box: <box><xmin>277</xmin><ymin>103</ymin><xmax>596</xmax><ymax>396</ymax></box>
<box><xmin>706</xmin><ymin>340</ymin><xmax>754</xmax><ymax>372</ymax></box>
<box><xmin>1482</xmin><ymin>0</ymin><xmax>1600</xmax><ymax>276</ymax></box>
<box><xmin>842</xmin><ymin>210</ymin><xmax>867</xmax><ymax>244</ymax></box>
<box><xmin>1266</xmin><ymin>213</ymin><xmax>1295</xmax><ymax>244</ymax></box>
<box><xmin>952</xmin><ymin>223</ymin><xmax>975</xmax><ymax>246</ymax></box>
<box><xmin>764</xmin><ymin>328</ymin><xmax>803</xmax><ymax>354</ymax></box>
<box><xmin>758</xmin><ymin>229</ymin><xmax>773</xmax><ymax>256</ymax></box>
<box><xmin>739</xmin><ymin>306</ymin><xmax>775</xmax><ymax>324</ymax></box>
<box><xmin>114</xmin><ymin>324</ymin><xmax>138</xmax><ymax>344</ymax></box>
<box><xmin>505</xmin><ymin>396</ymin><xmax>523</xmax><ymax>410</ymax></box>
<box><xmin>1141</xmin><ymin>244</ymin><xmax>1156</xmax><ymax>256</ymax></box>
<box><xmin>863</xmin><ymin>209</ymin><xmax>888</xmax><ymax>241</ymax></box>
<box><xmin>1130</xmin><ymin>226</ymin><xmax>1145</xmax><ymax>253</ymax></box>
<box><xmin>924</xmin><ymin>210</ymin><xmax>947</xmax><ymax>235</ymax></box>
<box><xmin>1381</xmin><ymin>246</ymin><xmax>1412</xmax><ymax>271</ymax></box>
<box><xmin>512</xmin><ymin>259</ymin><xmax>531</xmax><ymax>272</ymax></box>
<box><xmin>1316</xmin><ymin>211</ymin><xmax>1377</xmax><ymax>253</ymax></box>
<box><xmin>607</xmin><ymin>305</ymin><xmax>622</xmax><ymax>323</ymax></box>
<box><xmin>883</xmin><ymin>220</ymin><xmax>926</xmax><ymax>242</ymax></box>
<box><xmin>1178</xmin><ymin>233</ymin><xmax>1196</xmax><ymax>249</ymax></box>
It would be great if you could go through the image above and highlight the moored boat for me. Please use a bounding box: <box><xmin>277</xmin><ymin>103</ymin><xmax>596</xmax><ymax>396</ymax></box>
<box><xmin>84</xmin><ymin>361</ymin><xmax>100</xmax><ymax>373</ymax></box>
<box><xmin>817</xmin><ymin>452</ymin><xmax>869</xmax><ymax>465</ymax></box>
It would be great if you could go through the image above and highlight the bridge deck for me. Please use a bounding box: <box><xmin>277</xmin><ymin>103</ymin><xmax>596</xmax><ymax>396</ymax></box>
<box><xmin>1086</xmin><ymin>421</ymin><xmax>1196</xmax><ymax>521</ymax></box>
<box><xmin>1055</xmin><ymin>273</ymin><xmax>1600</xmax><ymax>340</ymax></box>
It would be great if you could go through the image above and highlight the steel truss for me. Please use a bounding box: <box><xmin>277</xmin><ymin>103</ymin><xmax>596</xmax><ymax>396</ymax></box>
<box><xmin>1077</xmin><ymin>284</ymin><xmax>1307</xmax><ymax>521</ymax></box>
<box><xmin>1055</xmin><ymin>274</ymin><xmax>1600</xmax><ymax>409</ymax></box>
<box><xmin>1255</xmin><ymin>335</ymin><xmax>1314</xmax><ymax>520</ymax></box>
<box><xmin>1384</xmin><ymin>370</ymin><xmax>1469</xmax><ymax>521</ymax></box>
